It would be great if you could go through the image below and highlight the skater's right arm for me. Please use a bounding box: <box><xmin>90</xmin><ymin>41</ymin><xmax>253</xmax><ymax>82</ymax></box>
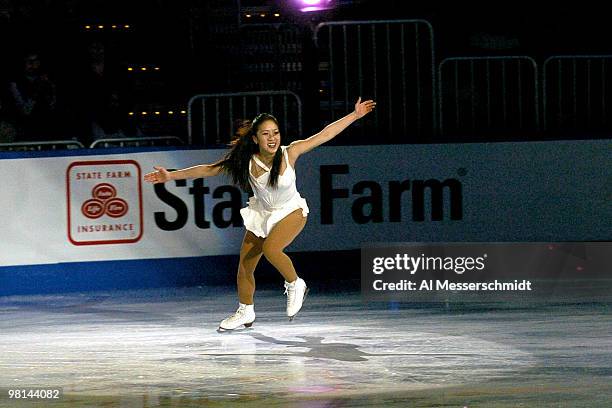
<box><xmin>144</xmin><ymin>163</ymin><xmax>222</xmax><ymax>184</ymax></box>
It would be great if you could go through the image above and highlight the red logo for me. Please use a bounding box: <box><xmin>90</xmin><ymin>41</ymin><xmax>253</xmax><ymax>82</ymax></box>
<box><xmin>81</xmin><ymin>199</ymin><xmax>105</xmax><ymax>219</ymax></box>
<box><xmin>93</xmin><ymin>183</ymin><xmax>117</xmax><ymax>201</ymax></box>
<box><xmin>67</xmin><ymin>160</ymin><xmax>143</xmax><ymax>246</ymax></box>
<box><xmin>105</xmin><ymin>198</ymin><xmax>129</xmax><ymax>218</ymax></box>
<box><xmin>81</xmin><ymin>184</ymin><xmax>129</xmax><ymax>219</ymax></box>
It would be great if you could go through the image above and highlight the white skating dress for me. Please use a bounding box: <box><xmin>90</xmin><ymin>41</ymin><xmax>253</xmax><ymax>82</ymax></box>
<box><xmin>240</xmin><ymin>146</ymin><xmax>309</xmax><ymax>238</ymax></box>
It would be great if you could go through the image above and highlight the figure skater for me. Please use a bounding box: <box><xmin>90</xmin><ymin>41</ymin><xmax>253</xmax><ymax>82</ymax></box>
<box><xmin>144</xmin><ymin>97</ymin><xmax>376</xmax><ymax>331</ymax></box>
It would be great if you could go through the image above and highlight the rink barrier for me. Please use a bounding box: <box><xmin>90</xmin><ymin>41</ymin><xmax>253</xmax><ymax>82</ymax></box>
<box><xmin>1</xmin><ymin>140</ymin><xmax>610</xmax><ymax>295</ymax></box>
<box><xmin>438</xmin><ymin>56</ymin><xmax>540</xmax><ymax>139</ymax></box>
<box><xmin>314</xmin><ymin>19</ymin><xmax>436</xmax><ymax>142</ymax></box>
<box><xmin>187</xmin><ymin>90</ymin><xmax>303</xmax><ymax>146</ymax></box>
<box><xmin>543</xmin><ymin>55</ymin><xmax>612</xmax><ymax>136</ymax></box>
<box><xmin>0</xmin><ymin>137</ymin><xmax>185</xmax><ymax>152</ymax></box>
<box><xmin>0</xmin><ymin>140</ymin><xmax>85</xmax><ymax>151</ymax></box>
<box><xmin>90</xmin><ymin>136</ymin><xmax>184</xmax><ymax>148</ymax></box>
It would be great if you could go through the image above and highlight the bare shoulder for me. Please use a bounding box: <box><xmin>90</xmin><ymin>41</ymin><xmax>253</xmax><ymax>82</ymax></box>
<box><xmin>286</xmin><ymin>139</ymin><xmax>312</xmax><ymax>162</ymax></box>
<box><xmin>288</xmin><ymin>141</ymin><xmax>314</xmax><ymax>166</ymax></box>
<box><xmin>285</xmin><ymin>143</ymin><xmax>299</xmax><ymax>166</ymax></box>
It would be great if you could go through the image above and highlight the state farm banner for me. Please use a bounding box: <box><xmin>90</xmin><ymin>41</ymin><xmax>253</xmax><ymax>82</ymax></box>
<box><xmin>0</xmin><ymin>140</ymin><xmax>610</xmax><ymax>267</ymax></box>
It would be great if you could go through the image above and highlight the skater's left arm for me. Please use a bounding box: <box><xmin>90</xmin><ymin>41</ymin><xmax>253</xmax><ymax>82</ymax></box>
<box><xmin>287</xmin><ymin>97</ymin><xmax>375</xmax><ymax>161</ymax></box>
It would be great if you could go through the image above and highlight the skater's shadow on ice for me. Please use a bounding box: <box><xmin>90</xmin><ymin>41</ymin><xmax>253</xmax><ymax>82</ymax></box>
<box><xmin>247</xmin><ymin>332</ymin><xmax>372</xmax><ymax>362</ymax></box>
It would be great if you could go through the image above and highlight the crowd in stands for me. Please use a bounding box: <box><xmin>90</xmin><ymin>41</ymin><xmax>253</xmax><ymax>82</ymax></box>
<box><xmin>2</xmin><ymin>2</ymin><xmax>610</xmax><ymax>149</ymax></box>
<box><xmin>0</xmin><ymin>41</ymin><xmax>141</xmax><ymax>146</ymax></box>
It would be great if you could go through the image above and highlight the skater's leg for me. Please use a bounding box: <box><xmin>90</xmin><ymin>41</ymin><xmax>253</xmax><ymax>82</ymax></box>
<box><xmin>218</xmin><ymin>231</ymin><xmax>263</xmax><ymax>331</ymax></box>
<box><xmin>262</xmin><ymin>209</ymin><xmax>307</xmax><ymax>282</ymax></box>
<box><xmin>237</xmin><ymin>230</ymin><xmax>264</xmax><ymax>305</ymax></box>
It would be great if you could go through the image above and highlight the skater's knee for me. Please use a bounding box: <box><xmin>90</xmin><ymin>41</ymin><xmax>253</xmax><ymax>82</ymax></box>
<box><xmin>262</xmin><ymin>241</ymin><xmax>283</xmax><ymax>261</ymax></box>
<box><xmin>237</xmin><ymin>263</ymin><xmax>255</xmax><ymax>278</ymax></box>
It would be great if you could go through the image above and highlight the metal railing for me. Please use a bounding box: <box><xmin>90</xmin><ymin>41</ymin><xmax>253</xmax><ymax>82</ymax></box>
<box><xmin>0</xmin><ymin>140</ymin><xmax>85</xmax><ymax>151</ymax></box>
<box><xmin>314</xmin><ymin>19</ymin><xmax>436</xmax><ymax>143</ymax></box>
<box><xmin>543</xmin><ymin>55</ymin><xmax>612</xmax><ymax>136</ymax></box>
<box><xmin>188</xmin><ymin>91</ymin><xmax>303</xmax><ymax>146</ymax></box>
<box><xmin>438</xmin><ymin>56</ymin><xmax>539</xmax><ymax>139</ymax></box>
<box><xmin>0</xmin><ymin>137</ymin><xmax>185</xmax><ymax>151</ymax></box>
<box><xmin>232</xmin><ymin>24</ymin><xmax>305</xmax><ymax>92</ymax></box>
<box><xmin>89</xmin><ymin>136</ymin><xmax>184</xmax><ymax>149</ymax></box>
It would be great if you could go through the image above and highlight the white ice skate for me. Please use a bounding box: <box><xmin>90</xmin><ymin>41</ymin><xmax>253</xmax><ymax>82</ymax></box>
<box><xmin>284</xmin><ymin>278</ymin><xmax>309</xmax><ymax>321</ymax></box>
<box><xmin>217</xmin><ymin>303</ymin><xmax>255</xmax><ymax>332</ymax></box>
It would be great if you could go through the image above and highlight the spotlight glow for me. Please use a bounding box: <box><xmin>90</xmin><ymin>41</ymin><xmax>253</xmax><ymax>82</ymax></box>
<box><xmin>296</xmin><ymin>0</ymin><xmax>334</xmax><ymax>12</ymax></box>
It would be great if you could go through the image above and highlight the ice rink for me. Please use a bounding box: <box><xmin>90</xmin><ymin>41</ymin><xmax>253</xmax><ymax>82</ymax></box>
<box><xmin>0</xmin><ymin>282</ymin><xmax>611</xmax><ymax>407</ymax></box>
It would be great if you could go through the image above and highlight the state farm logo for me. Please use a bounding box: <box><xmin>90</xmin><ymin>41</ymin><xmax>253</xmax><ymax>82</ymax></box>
<box><xmin>67</xmin><ymin>160</ymin><xmax>143</xmax><ymax>245</ymax></box>
<box><xmin>82</xmin><ymin>184</ymin><xmax>128</xmax><ymax>219</ymax></box>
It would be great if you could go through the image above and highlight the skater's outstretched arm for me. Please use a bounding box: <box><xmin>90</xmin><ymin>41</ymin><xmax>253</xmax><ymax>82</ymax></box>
<box><xmin>287</xmin><ymin>97</ymin><xmax>375</xmax><ymax>161</ymax></box>
<box><xmin>143</xmin><ymin>161</ymin><xmax>223</xmax><ymax>184</ymax></box>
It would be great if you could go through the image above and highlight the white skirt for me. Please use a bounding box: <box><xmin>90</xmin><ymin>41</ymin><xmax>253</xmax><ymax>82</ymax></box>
<box><xmin>240</xmin><ymin>194</ymin><xmax>309</xmax><ymax>238</ymax></box>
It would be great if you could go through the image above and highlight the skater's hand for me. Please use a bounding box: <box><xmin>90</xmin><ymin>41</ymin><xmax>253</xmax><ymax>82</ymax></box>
<box><xmin>354</xmin><ymin>97</ymin><xmax>376</xmax><ymax>119</ymax></box>
<box><xmin>144</xmin><ymin>166</ymin><xmax>172</xmax><ymax>184</ymax></box>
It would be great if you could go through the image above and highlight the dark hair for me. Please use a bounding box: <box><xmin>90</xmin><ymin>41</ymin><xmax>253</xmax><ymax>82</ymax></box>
<box><xmin>213</xmin><ymin>113</ymin><xmax>282</xmax><ymax>193</ymax></box>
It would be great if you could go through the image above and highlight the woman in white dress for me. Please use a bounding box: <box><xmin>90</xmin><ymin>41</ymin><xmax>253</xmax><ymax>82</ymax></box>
<box><xmin>144</xmin><ymin>97</ymin><xmax>376</xmax><ymax>331</ymax></box>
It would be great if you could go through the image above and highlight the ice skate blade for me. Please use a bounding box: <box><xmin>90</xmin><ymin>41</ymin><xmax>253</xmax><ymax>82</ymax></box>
<box><xmin>288</xmin><ymin>287</ymin><xmax>309</xmax><ymax>321</ymax></box>
<box><xmin>216</xmin><ymin>320</ymin><xmax>255</xmax><ymax>333</ymax></box>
